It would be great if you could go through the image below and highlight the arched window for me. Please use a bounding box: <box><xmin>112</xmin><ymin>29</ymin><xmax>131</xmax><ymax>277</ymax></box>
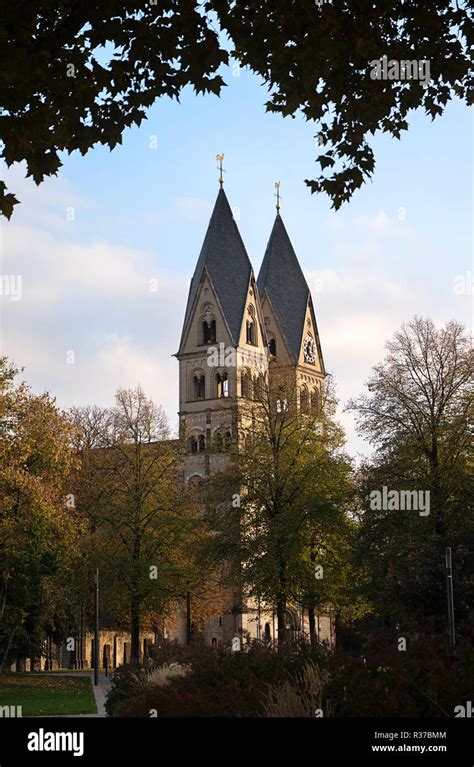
<box><xmin>189</xmin><ymin>436</ymin><xmax>198</xmax><ymax>454</ymax></box>
<box><xmin>214</xmin><ymin>430</ymin><xmax>231</xmax><ymax>451</ymax></box>
<box><xmin>203</xmin><ymin>319</ymin><xmax>216</xmax><ymax>344</ymax></box>
<box><xmin>246</xmin><ymin>305</ymin><xmax>257</xmax><ymax>346</ymax></box>
<box><xmin>202</xmin><ymin>305</ymin><xmax>216</xmax><ymax>345</ymax></box>
<box><xmin>216</xmin><ymin>372</ymin><xmax>228</xmax><ymax>398</ymax></box>
<box><xmin>264</xmin><ymin>623</ymin><xmax>271</xmax><ymax>642</ymax></box>
<box><xmin>188</xmin><ymin>474</ymin><xmax>202</xmax><ymax>488</ymax></box>
<box><xmin>223</xmin><ymin>431</ymin><xmax>231</xmax><ymax>451</ymax></box>
<box><xmin>193</xmin><ymin>374</ymin><xmax>205</xmax><ymax>400</ymax></box>
<box><xmin>269</xmin><ymin>338</ymin><xmax>277</xmax><ymax>356</ymax></box>
<box><xmin>300</xmin><ymin>386</ymin><xmax>309</xmax><ymax>413</ymax></box>
<box><xmin>311</xmin><ymin>388</ymin><xmax>320</xmax><ymax>411</ymax></box>
<box><xmin>197</xmin><ymin>434</ymin><xmax>205</xmax><ymax>452</ymax></box>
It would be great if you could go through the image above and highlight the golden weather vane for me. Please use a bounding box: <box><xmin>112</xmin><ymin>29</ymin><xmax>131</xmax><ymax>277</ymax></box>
<box><xmin>274</xmin><ymin>181</ymin><xmax>282</xmax><ymax>211</ymax></box>
<box><xmin>216</xmin><ymin>153</ymin><xmax>225</xmax><ymax>186</ymax></box>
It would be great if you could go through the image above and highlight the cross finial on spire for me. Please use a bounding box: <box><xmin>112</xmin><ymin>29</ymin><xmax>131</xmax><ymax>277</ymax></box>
<box><xmin>274</xmin><ymin>181</ymin><xmax>282</xmax><ymax>211</ymax></box>
<box><xmin>216</xmin><ymin>153</ymin><xmax>225</xmax><ymax>186</ymax></box>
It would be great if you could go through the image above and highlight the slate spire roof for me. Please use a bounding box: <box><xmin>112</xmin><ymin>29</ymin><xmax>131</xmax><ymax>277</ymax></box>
<box><xmin>179</xmin><ymin>187</ymin><xmax>253</xmax><ymax>350</ymax></box>
<box><xmin>257</xmin><ymin>212</ymin><xmax>313</xmax><ymax>363</ymax></box>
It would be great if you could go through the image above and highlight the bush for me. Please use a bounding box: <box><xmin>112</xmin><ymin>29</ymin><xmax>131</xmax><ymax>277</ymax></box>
<box><xmin>326</xmin><ymin>635</ymin><xmax>474</xmax><ymax>717</ymax></box>
<box><xmin>262</xmin><ymin>661</ymin><xmax>331</xmax><ymax>717</ymax></box>
<box><xmin>107</xmin><ymin>640</ymin><xmax>329</xmax><ymax>717</ymax></box>
<box><xmin>106</xmin><ymin>634</ymin><xmax>473</xmax><ymax>717</ymax></box>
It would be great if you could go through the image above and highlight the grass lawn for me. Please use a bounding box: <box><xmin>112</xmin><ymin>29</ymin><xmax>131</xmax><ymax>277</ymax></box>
<box><xmin>0</xmin><ymin>674</ymin><xmax>97</xmax><ymax>716</ymax></box>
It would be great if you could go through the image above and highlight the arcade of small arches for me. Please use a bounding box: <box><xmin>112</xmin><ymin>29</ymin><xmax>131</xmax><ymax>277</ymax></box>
<box><xmin>190</xmin><ymin>370</ymin><xmax>229</xmax><ymax>401</ymax></box>
<box><xmin>188</xmin><ymin>427</ymin><xmax>232</xmax><ymax>454</ymax></box>
<box><xmin>300</xmin><ymin>384</ymin><xmax>320</xmax><ymax>413</ymax></box>
<box><xmin>190</xmin><ymin>369</ymin><xmax>321</xmax><ymax>411</ymax></box>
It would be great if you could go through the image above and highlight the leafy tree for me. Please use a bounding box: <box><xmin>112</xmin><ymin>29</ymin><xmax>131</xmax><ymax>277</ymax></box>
<box><xmin>348</xmin><ymin>316</ymin><xmax>473</xmax><ymax>635</ymax></box>
<box><xmin>0</xmin><ymin>357</ymin><xmax>82</xmax><ymax>669</ymax></box>
<box><xmin>1</xmin><ymin>1</ymin><xmax>471</xmax><ymax>217</ymax></box>
<box><xmin>204</xmin><ymin>371</ymin><xmax>356</xmax><ymax>644</ymax></box>
<box><xmin>71</xmin><ymin>387</ymin><xmax>210</xmax><ymax>665</ymax></box>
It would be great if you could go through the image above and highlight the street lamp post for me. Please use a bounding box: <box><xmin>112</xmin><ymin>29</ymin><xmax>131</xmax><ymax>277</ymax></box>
<box><xmin>94</xmin><ymin>568</ymin><xmax>100</xmax><ymax>686</ymax></box>
<box><xmin>445</xmin><ymin>547</ymin><xmax>456</xmax><ymax>647</ymax></box>
<box><xmin>186</xmin><ymin>589</ymin><xmax>191</xmax><ymax>646</ymax></box>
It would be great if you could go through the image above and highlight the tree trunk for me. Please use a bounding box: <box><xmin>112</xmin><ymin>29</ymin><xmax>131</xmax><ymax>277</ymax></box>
<box><xmin>276</xmin><ymin>597</ymin><xmax>286</xmax><ymax>645</ymax></box>
<box><xmin>130</xmin><ymin>599</ymin><xmax>141</xmax><ymax>666</ymax></box>
<box><xmin>130</xmin><ymin>525</ymin><xmax>141</xmax><ymax>666</ymax></box>
<box><xmin>1</xmin><ymin>625</ymin><xmax>17</xmax><ymax>671</ymax></box>
<box><xmin>276</xmin><ymin>544</ymin><xmax>287</xmax><ymax>645</ymax></box>
<box><xmin>0</xmin><ymin>576</ymin><xmax>8</xmax><ymax>620</ymax></box>
<box><xmin>308</xmin><ymin>606</ymin><xmax>317</xmax><ymax>645</ymax></box>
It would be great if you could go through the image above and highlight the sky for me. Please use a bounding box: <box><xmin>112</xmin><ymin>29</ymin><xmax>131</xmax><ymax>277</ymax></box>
<box><xmin>0</xmin><ymin>60</ymin><xmax>472</xmax><ymax>460</ymax></box>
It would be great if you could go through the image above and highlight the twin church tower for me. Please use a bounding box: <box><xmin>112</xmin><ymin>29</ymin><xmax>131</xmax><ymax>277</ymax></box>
<box><xmin>176</xmin><ymin>178</ymin><xmax>325</xmax><ymax>485</ymax></box>
<box><xmin>174</xmin><ymin>174</ymin><xmax>329</xmax><ymax>643</ymax></box>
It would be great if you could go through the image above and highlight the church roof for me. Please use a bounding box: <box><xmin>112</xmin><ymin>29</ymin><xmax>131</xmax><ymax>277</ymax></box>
<box><xmin>179</xmin><ymin>187</ymin><xmax>253</xmax><ymax>349</ymax></box>
<box><xmin>257</xmin><ymin>213</ymin><xmax>311</xmax><ymax>362</ymax></box>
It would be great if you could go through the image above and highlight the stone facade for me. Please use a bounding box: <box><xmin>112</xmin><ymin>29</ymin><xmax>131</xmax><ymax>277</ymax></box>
<box><xmin>10</xmin><ymin>630</ymin><xmax>156</xmax><ymax>672</ymax></box>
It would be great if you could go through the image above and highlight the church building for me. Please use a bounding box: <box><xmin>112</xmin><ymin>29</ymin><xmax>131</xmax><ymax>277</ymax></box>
<box><xmin>173</xmin><ymin>178</ymin><xmax>333</xmax><ymax>646</ymax></box>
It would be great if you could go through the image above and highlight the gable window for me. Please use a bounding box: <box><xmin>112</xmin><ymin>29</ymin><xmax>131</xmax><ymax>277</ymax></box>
<box><xmin>269</xmin><ymin>338</ymin><xmax>277</xmax><ymax>356</ymax></box>
<box><xmin>216</xmin><ymin>372</ymin><xmax>229</xmax><ymax>398</ymax></box>
<box><xmin>202</xmin><ymin>305</ymin><xmax>216</xmax><ymax>344</ymax></box>
<box><xmin>203</xmin><ymin>319</ymin><xmax>216</xmax><ymax>344</ymax></box>
<box><xmin>246</xmin><ymin>320</ymin><xmax>256</xmax><ymax>345</ymax></box>
<box><xmin>246</xmin><ymin>305</ymin><xmax>257</xmax><ymax>346</ymax></box>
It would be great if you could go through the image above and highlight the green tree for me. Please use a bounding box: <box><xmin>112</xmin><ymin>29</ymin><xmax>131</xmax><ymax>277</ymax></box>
<box><xmin>348</xmin><ymin>316</ymin><xmax>473</xmax><ymax>635</ymax></box>
<box><xmin>1</xmin><ymin>1</ymin><xmax>471</xmax><ymax>217</ymax></box>
<box><xmin>71</xmin><ymin>386</ymin><xmax>205</xmax><ymax>665</ymax></box>
<box><xmin>0</xmin><ymin>357</ymin><xmax>82</xmax><ymax>670</ymax></box>
<box><xmin>204</xmin><ymin>370</ymin><xmax>355</xmax><ymax>644</ymax></box>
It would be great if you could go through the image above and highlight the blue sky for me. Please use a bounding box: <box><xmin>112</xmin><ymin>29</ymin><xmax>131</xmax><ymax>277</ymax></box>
<box><xmin>1</xmin><ymin>62</ymin><xmax>472</xmax><ymax>458</ymax></box>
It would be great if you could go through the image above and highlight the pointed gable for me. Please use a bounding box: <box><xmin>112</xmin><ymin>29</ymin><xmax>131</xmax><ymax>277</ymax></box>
<box><xmin>257</xmin><ymin>213</ymin><xmax>314</xmax><ymax>363</ymax></box>
<box><xmin>179</xmin><ymin>188</ymin><xmax>253</xmax><ymax>351</ymax></box>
